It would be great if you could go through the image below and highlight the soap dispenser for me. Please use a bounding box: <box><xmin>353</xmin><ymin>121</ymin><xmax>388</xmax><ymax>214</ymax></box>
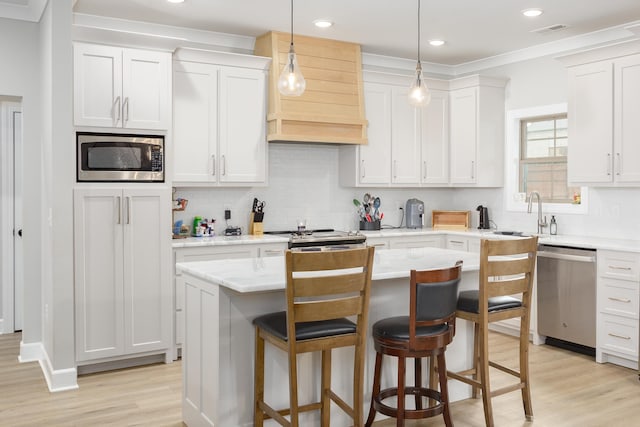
<box><xmin>550</xmin><ymin>215</ymin><xmax>557</xmax><ymax>235</ymax></box>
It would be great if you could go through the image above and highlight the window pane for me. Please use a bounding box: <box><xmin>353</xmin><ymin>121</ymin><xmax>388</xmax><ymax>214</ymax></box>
<box><xmin>526</xmin><ymin>138</ymin><xmax>556</xmax><ymax>158</ymax></box>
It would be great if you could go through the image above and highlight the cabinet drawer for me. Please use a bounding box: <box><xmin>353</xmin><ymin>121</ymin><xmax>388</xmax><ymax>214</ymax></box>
<box><xmin>256</xmin><ymin>244</ymin><xmax>287</xmax><ymax>257</ymax></box>
<box><xmin>446</xmin><ymin>237</ymin><xmax>468</xmax><ymax>251</ymax></box>
<box><xmin>599</xmin><ymin>277</ymin><xmax>639</xmax><ymax>319</ymax></box>
<box><xmin>598</xmin><ymin>250</ymin><xmax>640</xmax><ymax>281</ymax></box>
<box><xmin>598</xmin><ymin>314</ymin><xmax>638</xmax><ymax>359</ymax></box>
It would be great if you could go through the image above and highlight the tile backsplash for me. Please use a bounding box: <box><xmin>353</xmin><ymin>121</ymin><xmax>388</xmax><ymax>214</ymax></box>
<box><xmin>173</xmin><ymin>143</ymin><xmax>640</xmax><ymax>241</ymax></box>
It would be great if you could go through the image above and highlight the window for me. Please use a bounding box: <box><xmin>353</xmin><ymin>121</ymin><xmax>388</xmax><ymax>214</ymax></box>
<box><xmin>505</xmin><ymin>104</ymin><xmax>587</xmax><ymax>214</ymax></box>
<box><xmin>519</xmin><ymin>114</ymin><xmax>581</xmax><ymax>204</ymax></box>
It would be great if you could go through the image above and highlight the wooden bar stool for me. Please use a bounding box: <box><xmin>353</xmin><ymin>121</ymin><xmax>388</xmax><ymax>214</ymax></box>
<box><xmin>365</xmin><ymin>262</ymin><xmax>463</xmax><ymax>427</ymax></box>
<box><xmin>253</xmin><ymin>246</ymin><xmax>375</xmax><ymax>427</ymax></box>
<box><xmin>447</xmin><ymin>236</ymin><xmax>538</xmax><ymax>427</ymax></box>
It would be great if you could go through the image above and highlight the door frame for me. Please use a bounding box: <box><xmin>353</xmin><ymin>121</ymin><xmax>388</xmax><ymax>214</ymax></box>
<box><xmin>1</xmin><ymin>100</ymin><xmax>22</xmax><ymax>333</ymax></box>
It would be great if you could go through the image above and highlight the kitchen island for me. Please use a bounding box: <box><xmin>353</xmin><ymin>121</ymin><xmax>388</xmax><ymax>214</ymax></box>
<box><xmin>177</xmin><ymin>247</ymin><xmax>481</xmax><ymax>427</ymax></box>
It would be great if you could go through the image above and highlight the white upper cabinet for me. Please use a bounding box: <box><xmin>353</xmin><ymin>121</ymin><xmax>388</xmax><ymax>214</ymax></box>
<box><xmin>564</xmin><ymin>44</ymin><xmax>640</xmax><ymax>186</ymax></box>
<box><xmin>340</xmin><ymin>72</ymin><xmax>449</xmax><ymax>187</ymax></box>
<box><xmin>449</xmin><ymin>76</ymin><xmax>507</xmax><ymax>187</ymax></box>
<box><xmin>74</xmin><ymin>43</ymin><xmax>170</xmax><ymax>130</ymax></box>
<box><xmin>172</xmin><ymin>49</ymin><xmax>270</xmax><ymax>186</ymax></box>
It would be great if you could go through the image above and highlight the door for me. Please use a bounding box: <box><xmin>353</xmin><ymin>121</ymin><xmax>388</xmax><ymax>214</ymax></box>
<box><xmin>173</xmin><ymin>61</ymin><xmax>219</xmax><ymax>183</ymax></box>
<box><xmin>13</xmin><ymin>108</ymin><xmax>23</xmax><ymax>331</ymax></box>
<box><xmin>218</xmin><ymin>66</ymin><xmax>267</xmax><ymax>183</ymax></box>
<box><xmin>74</xmin><ymin>188</ymin><xmax>124</xmax><ymax>361</ymax></box>
<box><xmin>391</xmin><ymin>86</ymin><xmax>421</xmax><ymax>184</ymax></box>
<box><xmin>614</xmin><ymin>54</ymin><xmax>640</xmax><ymax>183</ymax></box>
<box><xmin>567</xmin><ymin>60</ymin><xmax>613</xmax><ymax>184</ymax></box>
<box><xmin>359</xmin><ymin>82</ymin><xmax>391</xmax><ymax>184</ymax></box>
<box><xmin>73</xmin><ymin>43</ymin><xmax>122</xmax><ymax>127</ymax></box>
<box><xmin>122</xmin><ymin>49</ymin><xmax>170</xmax><ymax>130</ymax></box>
<box><xmin>122</xmin><ymin>188</ymin><xmax>171</xmax><ymax>353</ymax></box>
<box><xmin>450</xmin><ymin>87</ymin><xmax>478</xmax><ymax>184</ymax></box>
<box><xmin>421</xmin><ymin>89</ymin><xmax>449</xmax><ymax>184</ymax></box>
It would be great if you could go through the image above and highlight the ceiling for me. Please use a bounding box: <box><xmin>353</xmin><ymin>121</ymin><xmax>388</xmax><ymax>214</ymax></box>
<box><xmin>2</xmin><ymin>0</ymin><xmax>640</xmax><ymax>65</ymax></box>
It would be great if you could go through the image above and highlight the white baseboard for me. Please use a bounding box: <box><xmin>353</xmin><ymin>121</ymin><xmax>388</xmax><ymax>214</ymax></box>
<box><xmin>19</xmin><ymin>340</ymin><xmax>78</xmax><ymax>392</ymax></box>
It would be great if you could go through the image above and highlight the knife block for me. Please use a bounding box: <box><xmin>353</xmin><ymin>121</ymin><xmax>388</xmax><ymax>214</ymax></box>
<box><xmin>249</xmin><ymin>212</ymin><xmax>264</xmax><ymax>236</ymax></box>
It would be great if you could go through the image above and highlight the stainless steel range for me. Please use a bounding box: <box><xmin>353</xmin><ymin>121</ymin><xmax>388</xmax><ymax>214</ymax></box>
<box><xmin>265</xmin><ymin>229</ymin><xmax>366</xmax><ymax>249</ymax></box>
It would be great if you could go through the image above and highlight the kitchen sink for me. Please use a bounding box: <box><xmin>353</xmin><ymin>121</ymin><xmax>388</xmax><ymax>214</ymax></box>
<box><xmin>493</xmin><ymin>230</ymin><xmax>524</xmax><ymax>236</ymax></box>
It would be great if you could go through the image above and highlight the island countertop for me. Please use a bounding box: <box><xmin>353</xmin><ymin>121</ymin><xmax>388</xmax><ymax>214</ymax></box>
<box><xmin>176</xmin><ymin>246</ymin><xmax>480</xmax><ymax>293</ymax></box>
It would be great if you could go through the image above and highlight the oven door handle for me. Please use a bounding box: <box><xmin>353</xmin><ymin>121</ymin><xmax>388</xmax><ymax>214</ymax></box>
<box><xmin>537</xmin><ymin>251</ymin><xmax>595</xmax><ymax>263</ymax></box>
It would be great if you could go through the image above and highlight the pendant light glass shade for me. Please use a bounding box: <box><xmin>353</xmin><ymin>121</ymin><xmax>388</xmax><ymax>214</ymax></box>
<box><xmin>408</xmin><ymin>0</ymin><xmax>430</xmax><ymax>107</ymax></box>
<box><xmin>278</xmin><ymin>0</ymin><xmax>306</xmax><ymax>97</ymax></box>
<box><xmin>409</xmin><ymin>61</ymin><xmax>431</xmax><ymax>107</ymax></box>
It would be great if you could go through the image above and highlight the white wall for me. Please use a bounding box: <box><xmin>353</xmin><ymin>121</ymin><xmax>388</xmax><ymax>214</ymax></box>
<box><xmin>0</xmin><ymin>17</ymin><xmax>42</xmax><ymax>342</ymax></box>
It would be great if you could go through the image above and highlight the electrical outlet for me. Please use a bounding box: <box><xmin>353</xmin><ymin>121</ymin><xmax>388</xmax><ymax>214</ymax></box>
<box><xmin>224</xmin><ymin>209</ymin><xmax>231</xmax><ymax>220</ymax></box>
<box><xmin>396</xmin><ymin>201</ymin><xmax>404</xmax><ymax>211</ymax></box>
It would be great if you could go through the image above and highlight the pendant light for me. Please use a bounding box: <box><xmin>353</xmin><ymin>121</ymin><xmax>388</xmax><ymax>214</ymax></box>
<box><xmin>278</xmin><ymin>0</ymin><xmax>306</xmax><ymax>96</ymax></box>
<box><xmin>408</xmin><ymin>0</ymin><xmax>431</xmax><ymax>107</ymax></box>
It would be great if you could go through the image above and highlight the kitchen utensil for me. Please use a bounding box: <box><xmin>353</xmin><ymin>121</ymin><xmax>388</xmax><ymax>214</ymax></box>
<box><xmin>256</xmin><ymin>201</ymin><xmax>265</xmax><ymax>212</ymax></box>
<box><xmin>363</xmin><ymin>193</ymin><xmax>371</xmax><ymax>206</ymax></box>
<box><xmin>252</xmin><ymin>197</ymin><xmax>258</xmax><ymax>212</ymax></box>
<box><xmin>373</xmin><ymin>197</ymin><xmax>381</xmax><ymax>219</ymax></box>
<box><xmin>353</xmin><ymin>199</ymin><xmax>361</xmax><ymax>207</ymax></box>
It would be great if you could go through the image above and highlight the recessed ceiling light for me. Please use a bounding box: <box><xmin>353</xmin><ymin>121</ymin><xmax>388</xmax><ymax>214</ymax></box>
<box><xmin>167</xmin><ymin>0</ymin><xmax>185</xmax><ymax>3</ymax></box>
<box><xmin>313</xmin><ymin>19</ymin><xmax>334</xmax><ymax>28</ymax></box>
<box><xmin>429</xmin><ymin>39</ymin><xmax>445</xmax><ymax>47</ymax></box>
<box><xmin>522</xmin><ymin>8</ymin><xmax>543</xmax><ymax>17</ymax></box>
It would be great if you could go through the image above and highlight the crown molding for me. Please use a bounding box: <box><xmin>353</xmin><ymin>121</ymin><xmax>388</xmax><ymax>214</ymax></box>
<box><xmin>0</xmin><ymin>0</ymin><xmax>46</xmax><ymax>22</ymax></box>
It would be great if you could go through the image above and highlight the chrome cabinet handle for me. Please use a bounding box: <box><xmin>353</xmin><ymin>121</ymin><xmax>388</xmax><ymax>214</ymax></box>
<box><xmin>608</xmin><ymin>332</ymin><xmax>631</xmax><ymax>340</ymax></box>
<box><xmin>222</xmin><ymin>155</ymin><xmax>226</xmax><ymax>176</ymax></box>
<box><xmin>126</xmin><ymin>196</ymin><xmax>131</xmax><ymax>224</ymax></box>
<box><xmin>608</xmin><ymin>297</ymin><xmax>631</xmax><ymax>303</ymax></box>
<box><xmin>114</xmin><ymin>96</ymin><xmax>121</xmax><ymax>123</ymax></box>
<box><xmin>393</xmin><ymin>160</ymin><xmax>397</xmax><ymax>179</ymax></box>
<box><xmin>616</xmin><ymin>152</ymin><xmax>621</xmax><ymax>176</ymax></box>
<box><xmin>123</xmin><ymin>97</ymin><xmax>129</xmax><ymax>122</ymax></box>
<box><xmin>423</xmin><ymin>161</ymin><xmax>427</xmax><ymax>180</ymax></box>
<box><xmin>370</xmin><ymin>243</ymin><xmax>387</xmax><ymax>247</ymax></box>
<box><xmin>212</xmin><ymin>155</ymin><xmax>216</xmax><ymax>176</ymax></box>
<box><xmin>607</xmin><ymin>153</ymin><xmax>612</xmax><ymax>176</ymax></box>
<box><xmin>116</xmin><ymin>196</ymin><xmax>121</xmax><ymax>224</ymax></box>
<box><xmin>361</xmin><ymin>159</ymin><xmax>365</xmax><ymax>179</ymax></box>
<box><xmin>471</xmin><ymin>160</ymin><xmax>475</xmax><ymax>180</ymax></box>
<box><xmin>609</xmin><ymin>265</ymin><xmax>632</xmax><ymax>271</ymax></box>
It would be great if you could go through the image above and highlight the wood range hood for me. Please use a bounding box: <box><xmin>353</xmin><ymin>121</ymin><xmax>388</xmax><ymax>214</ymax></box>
<box><xmin>254</xmin><ymin>31</ymin><xmax>368</xmax><ymax>145</ymax></box>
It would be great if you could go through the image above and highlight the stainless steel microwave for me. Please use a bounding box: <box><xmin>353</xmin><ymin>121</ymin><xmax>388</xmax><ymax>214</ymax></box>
<box><xmin>77</xmin><ymin>132</ymin><xmax>164</xmax><ymax>182</ymax></box>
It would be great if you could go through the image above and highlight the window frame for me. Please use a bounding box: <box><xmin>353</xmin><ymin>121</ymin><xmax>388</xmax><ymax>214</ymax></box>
<box><xmin>505</xmin><ymin>104</ymin><xmax>587</xmax><ymax>215</ymax></box>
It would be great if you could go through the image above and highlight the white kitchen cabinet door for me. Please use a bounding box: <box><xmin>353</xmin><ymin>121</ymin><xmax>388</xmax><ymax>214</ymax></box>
<box><xmin>391</xmin><ymin>86</ymin><xmax>421</xmax><ymax>184</ymax></box>
<box><xmin>421</xmin><ymin>89</ymin><xmax>449</xmax><ymax>184</ymax></box>
<box><xmin>74</xmin><ymin>188</ymin><xmax>171</xmax><ymax>362</ymax></box>
<box><xmin>173</xmin><ymin>61</ymin><xmax>219</xmax><ymax>183</ymax></box>
<box><xmin>74</xmin><ymin>44</ymin><xmax>123</xmax><ymax>128</ymax></box>
<box><xmin>449</xmin><ymin>87</ymin><xmax>478</xmax><ymax>184</ymax></box>
<box><xmin>613</xmin><ymin>54</ymin><xmax>640</xmax><ymax>183</ymax></box>
<box><xmin>218</xmin><ymin>66</ymin><xmax>267</xmax><ymax>183</ymax></box>
<box><xmin>121</xmin><ymin>49</ymin><xmax>170</xmax><ymax>130</ymax></box>
<box><xmin>73</xmin><ymin>43</ymin><xmax>170</xmax><ymax>130</ymax></box>
<box><xmin>74</xmin><ymin>189</ymin><xmax>125</xmax><ymax>361</ymax></box>
<box><xmin>360</xmin><ymin>82</ymin><xmax>392</xmax><ymax>185</ymax></box>
<box><xmin>567</xmin><ymin>61</ymin><xmax>614</xmax><ymax>184</ymax></box>
<box><xmin>122</xmin><ymin>188</ymin><xmax>171</xmax><ymax>354</ymax></box>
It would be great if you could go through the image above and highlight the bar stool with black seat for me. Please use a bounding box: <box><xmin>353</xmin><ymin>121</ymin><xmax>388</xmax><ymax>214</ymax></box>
<box><xmin>447</xmin><ymin>236</ymin><xmax>538</xmax><ymax>427</ymax></box>
<box><xmin>365</xmin><ymin>262</ymin><xmax>463</xmax><ymax>427</ymax></box>
<box><xmin>253</xmin><ymin>246</ymin><xmax>375</xmax><ymax>427</ymax></box>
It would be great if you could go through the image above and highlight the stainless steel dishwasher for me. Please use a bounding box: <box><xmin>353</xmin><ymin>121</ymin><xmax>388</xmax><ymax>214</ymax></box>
<box><xmin>537</xmin><ymin>244</ymin><xmax>597</xmax><ymax>354</ymax></box>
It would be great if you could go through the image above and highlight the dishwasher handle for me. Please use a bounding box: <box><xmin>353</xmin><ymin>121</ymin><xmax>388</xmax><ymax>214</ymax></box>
<box><xmin>537</xmin><ymin>250</ymin><xmax>596</xmax><ymax>263</ymax></box>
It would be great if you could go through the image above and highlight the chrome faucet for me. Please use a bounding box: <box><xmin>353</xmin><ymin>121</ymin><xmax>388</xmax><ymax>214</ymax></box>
<box><xmin>527</xmin><ymin>191</ymin><xmax>548</xmax><ymax>234</ymax></box>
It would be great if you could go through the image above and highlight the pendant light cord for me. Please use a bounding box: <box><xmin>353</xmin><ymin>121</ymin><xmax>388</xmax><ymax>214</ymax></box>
<box><xmin>290</xmin><ymin>0</ymin><xmax>294</xmax><ymax>48</ymax></box>
<box><xmin>417</xmin><ymin>0</ymin><xmax>421</xmax><ymax>64</ymax></box>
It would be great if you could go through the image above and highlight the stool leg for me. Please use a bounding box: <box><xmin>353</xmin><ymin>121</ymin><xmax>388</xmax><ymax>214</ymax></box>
<box><xmin>288</xmin><ymin>344</ymin><xmax>299</xmax><ymax>427</ymax></box>
<box><xmin>397</xmin><ymin>356</ymin><xmax>406</xmax><ymax>427</ymax></box>
<box><xmin>365</xmin><ymin>352</ymin><xmax>383</xmax><ymax>427</ymax></box>
<box><xmin>353</xmin><ymin>342</ymin><xmax>365</xmax><ymax>427</ymax></box>
<box><xmin>437</xmin><ymin>351</ymin><xmax>453</xmax><ymax>427</ymax></box>
<box><xmin>321</xmin><ymin>349</ymin><xmax>331</xmax><ymax>427</ymax></box>
<box><xmin>520</xmin><ymin>317</ymin><xmax>533</xmax><ymax>420</ymax></box>
<box><xmin>254</xmin><ymin>329</ymin><xmax>265</xmax><ymax>427</ymax></box>
<box><xmin>472</xmin><ymin>322</ymin><xmax>480</xmax><ymax>399</ymax></box>
<box><xmin>414</xmin><ymin>357</ymin><xmax>422</xmax><ymax>410</ymax></box>
<box><xmin>479</xmin><ymin>324</ymin><xmax>494</xmax><ymax>427</ymax></box>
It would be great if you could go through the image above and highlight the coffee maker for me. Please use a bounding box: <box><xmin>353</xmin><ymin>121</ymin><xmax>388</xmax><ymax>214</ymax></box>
<box><xmin>406</xmin><ymin>199</ymin><xmax>424</xmax><ymax>228</ymax></box>
<box><xmin>477</xmin><ymin>205</ymin><xmax>490</xmax><ymax>229</ymax></box>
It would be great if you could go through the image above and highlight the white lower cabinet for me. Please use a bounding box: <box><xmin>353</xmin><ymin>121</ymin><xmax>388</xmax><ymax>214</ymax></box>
<box><xmin>173</xmin><ymin>242</ymin><xmax>287</xmax><ymax>357</ymax></box>
<box><xmin>390</xmin><ymin>235</ymin><xmax>445</xmax><ymax>249</ymax></box>
<box><xmin>596</xmin><ymin>250</ymin><xmax>640</xmax><ymax>368</ymax></box>
<box><xmin>74</xmin><ymin>188</ymin><xmax>172</xmax><ymax>363</ymax></box>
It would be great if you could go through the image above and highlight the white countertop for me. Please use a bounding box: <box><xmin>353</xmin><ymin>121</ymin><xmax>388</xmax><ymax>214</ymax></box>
<box><xmin>176</xmin><ymin>247</ymin><xmax>479</xmax><ymax>293</ymax></box>
<box><xmin>172</xmin><ymin>228</ymin><xmax>640</xmax><ymax>253</ymax></box>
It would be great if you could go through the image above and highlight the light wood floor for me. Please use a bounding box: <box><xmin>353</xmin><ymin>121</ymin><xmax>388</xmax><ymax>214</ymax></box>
<box><xmin>1</xmin><ymin>331</ymin><xmax>639</xmax><ymax>426</ymax></box>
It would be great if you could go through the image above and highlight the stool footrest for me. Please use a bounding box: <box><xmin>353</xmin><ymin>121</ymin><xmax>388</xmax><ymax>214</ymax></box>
<box><xmin>373</xmin><ymin>386</ymin><xmax>445</xmax><ymax>420</ymax></box>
